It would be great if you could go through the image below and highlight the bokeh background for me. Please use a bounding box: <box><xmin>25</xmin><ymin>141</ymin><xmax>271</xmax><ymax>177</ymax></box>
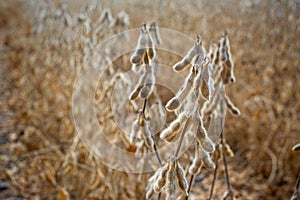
<box><xmin>0</xmin><ymin>0</ymin><xmax>299</xmax><ymax>199</ymax></box>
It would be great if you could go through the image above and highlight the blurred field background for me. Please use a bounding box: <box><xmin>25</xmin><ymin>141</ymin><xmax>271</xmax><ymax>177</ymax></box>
<box><xmin>0</xmin><ymin>0</ymin><xmax>299</xmax><ymax>199</ymax></box>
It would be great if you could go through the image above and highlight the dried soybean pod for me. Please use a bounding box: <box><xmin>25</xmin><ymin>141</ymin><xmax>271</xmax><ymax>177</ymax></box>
<box><xmin>223</xmin><ymin>143</ymin><xmax>234</xmax><ymax>157</ymax></box>
<box><xmin>200</xmin><ymin>79</ymin><xmax>210</xmax><ymax>100</ymax></box>
<box><xmin>210</xmin><ymin>43</ymin><xmax>218</xmax><ymax>66</ymax></box>
<box><xmin>216</xmin><ymin>144</ymin><xmax>223</xmax><ymax>162</ymax></box>
<box><xmin>173</xmin><ymin>59</ymin><xmax>191</xmax><ymax>72</ymax></box>
<box><xmin>150</xmin><ymin>22</ymin><xmax>162</xmax><ymax>45</ymax></box>
<box><xmin>145</xmin><ymin>186</ymin><xmax>154</xmax><ymax>199</ymax></box>
<box><xmin>293</xmin><ymin>143</ymin><xmax>300</xmax><ymax>152</ymax></box>
<box><xmin>129</xmin><ymin>85</ymin><xmax>143</xmax><ymax>100</ymax></box>
<box><xmin>221</xmin><ymin>62</ymin><xmax>231</xmax><ymax>84</ymax></box>
<box><xmin>172</xmin><ymin>36</ymin><xmax>201</xmax><ymax>72</ymax></box>
<box><xmin>140</xmin><ymin>77</ymin><xmax>154</xmax><ymax>98</ymax></box>
<box><xmin>206</xmin><ymin>63</ymin><xmax>215</xmax><ymax>100</ymax></box>
<box><xmin>166</xmin><ymin>160</ymin><xmax>176</xmax><ymax>200</ymax></box>
<box><xmin>166</xmin><ymin>67</ymin><xmax>196</xmax><ymax>111</ymax></box>
<box><xmin>137</xmin><ymin>110</ymin><xmax>144</xmax><ymax>126</ymax></box>
<box><xmin>225</xmin><ymin>95</ymin><xmax>240</xmax><ymax>116</ymax></box>
<box><xmin>189</xmin><ymin>142</ymin><xmax>203</xmax><ymax>174</ymax></box>
<box><xmin>224</xmin><ymin>33</ymin><xmax>236</xmax><ymax>83</ymax></box>
<box><xmin>140</xmin><ymin>61</ymin><xmax>155</xmax><ymax>99</ymax></box>
<box><xmin>165</xmin><ymin>97</ymin><xmax>180</xmax><ymax>111</ymax></box>
<box><xmin>175</xmin><ymin>161</ymin><xmax>188</xmax><ymax>195</ymax></box>
<box><xmin>153</xmin><ymin>164</ymin><xmax>169</xmax><ymax>193</ymax></box>
<box><xmin>189</xmin><ymin>156</ymin><xmax>202</xmax><ymax>175</ymax></box>
<box><xmin>130</xmin><ymin>119</ymin><xmax>140</xmax><ymax>143</ymax></box>
<box><xmin>209</xmin><ymin>44</ymin><xmax>215</xmax><ymax>61</ymax></box>
<box><xmin>177</xmin><ymin>67</ymin><xmax>197</xmax><ymax>100</ymax></box>
<box><xmin>202</xmin><ymin>90</ymin><xmax>222</xmax><ymax>118</ymax></box>
<box><xmin>182</xmin><ymin>65</ymin><xmax>202</xmax><ymax>117</ymax></box>
<box><xmin>220</xmin><ymin>36</ymin><xmax>228</xmax><ymax>62</ymax></box>
<box><xmin>160</xmin><ymin>121</ymin><xmax>181</xmax><ymax>142</ymax></box>
<box><xmin>202</xmin><ymin>156</ymin><xmax>216</xmax><ymax>170</ymax></box>
<box><xmin>195</xmin><ymin>116</ymin><xmax>207</xmax><ymax>140</ymax></box>
<box><xmin>201</xmin><ymin>148</ymin><xmax>216</xmax><ymax>170</ymax></box>
<box><xmin>141</xmin><ymin>120</ymin><xmax>153</xmax><ymax>148</ymax></box>
<box><xmin>129</xmin><ymin>69</ymin><xmax>147</xmax><ymax>100</ymax></box>
<box><xmin>130</xmin><ymin>25</ymin><xmax>147</xmax><ymax>64</ymax></box>
<box><xmin>212</xmin><ymin>42</ymin><xmax>220</xmax><ymax>67</ymax></box>
<box><xmin>129</xmin><ymin>111</ymin><xmax>144</xmax><ymax>143</ymax></box>
<box><xmin>142</xmin><ymin>121</ymin><xmax>154</xmax><ymax>148</ymax></box>
<box><xmin>147</xmin><ymin>32</ymin><xmax>156</xmax><ymax>60</ymax></box>
<box><xmin>98</xmin><ymin>8</ymin><xmax>113</xmax><ymax>24</ymax></box>
<box><xmin>192</xmin><ymin>63</ymin><xmax>202</xmax><ymax>86</ymax></box>
<box><xmin>201</xmin><ymin>136</ymin><xmax>215</xmax><ymax>153</ymax></box>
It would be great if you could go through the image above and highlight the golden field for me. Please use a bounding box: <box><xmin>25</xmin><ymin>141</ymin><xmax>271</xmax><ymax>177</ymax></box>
<box><xmin>0</xmin><ymin>0</ymin><xmax>299</xmax><ymax>199</ymax></box>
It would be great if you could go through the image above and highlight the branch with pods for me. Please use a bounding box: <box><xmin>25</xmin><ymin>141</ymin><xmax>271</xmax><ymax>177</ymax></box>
<box><xmin>127</xmin><ymin>24</ymin><xmax>240</xmax><ymax>200</ymax></box>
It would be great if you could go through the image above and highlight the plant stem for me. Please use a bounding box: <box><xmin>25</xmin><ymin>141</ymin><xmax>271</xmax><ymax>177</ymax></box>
<box><xmin>185</xmin><ymin>174</ymin><xmax>194</xmax><ymax>200</ymax></box>
<box><xmin>142</xmin><ymin>98</ymin><xmax>147</xmax><ymax>114</ymax></box>
<box><xmin>220</xmin><ymin>130</ymin><xmax>232</xmax><ymax>191</ymax></box>
<box><xmin>296</xmin><ymin>173</ymin><xmax>300</xmax><ymax>190</ymax></box>
<box><xmin>157</xmin><ymin>192</ymin><xmax>161</xmax><ymax>200</ymax></box>
<box><xmin>152</xmin><ymin>134</ymin><xmax>163</xmax><ymax>166</ymax></box>
<box><xmin>208</xmin><ymin>151</ymin><xmax>219</xmax><ymax>200</ymax></box>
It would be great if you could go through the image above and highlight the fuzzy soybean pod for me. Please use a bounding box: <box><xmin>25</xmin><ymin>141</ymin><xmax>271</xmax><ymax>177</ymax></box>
<box><xmin>160</xmin><ymin>121</ymin><xmax>181</xmax><ymax>143</ymax></box>
<box><xmin>191</xmin><ymin>64</ymin><xmax>202</xmax><ymax>98</ymax></box>
<box><xmin>219</xmin><ymin>33</ymin><xmax>235</xmax><ymax>84</ymax></box>
<box><xmin>147</xmin><ymin>32</ymin><xmax>156</xmax><ymax>60</ymax></box>
<box><xmin>149</xmin><ymin>22</ymin><xmax>162</xmax><ymax>45</ymax></box>
<box><xmin>175</xmin><ymin>160</ymin><xmax>188</xmax><ymax>195</ymax></box>
<box><xmin>194</xmin><ymin>115</ymin><xmax>215</xmax><ymax>153</ymax></box>
<box><xmin>153</xmin><ymin>163</ymin><xmax>169</xmax><ymax>193</ymax></box>
<box><xmin>166</xmin><ymin>160</ymin><xmax>177</xmax><ymax>200</ymax></box>
<box><xmin>130</xmin><ymin>111</ymin><xmax>145</xmax><ymax>143</ymax></box>
<box><xmin>146</xmin><ymin>168</ymin><xmax>161</xmax><ymax>199</ymax></box>
<box><xmin>221</xmin><ymin>61</ymin><xmax>232</xmax><ymax>84</ymax></box>
<box><xmin>130</xmin><ymin>26</ymin><xmax>147</xmax><ymax>64</ymax></box>
<box><xmin>141</xmin><ymin>119</ymin><xmax>154</xmax><ymax>149</ymax></box>
<box><xmin>208</xmin><ymin>43</ymin><xmax>217</xmax><ymax>61</ymax></box>
<box><xmin>166</xmin><ymin>67</ymin><xmax>196</xmax><ymax>111</ymax></box>
<box><xmin>223</xmin><ymin>143</ymin><xmax>234</xmax><ymax>157</ymax></box>
<box><xmin>215</xmin><ymin>144</ymin><xmax>223</xmax><ymax>162</ymax></box>
<box><xmin>207</xmin><ymin>63</ymin><xmax>215</xmax><ymax>100</ymax></box>
<box><xmin>201</xmin><ymin>87</ymin><xmax>222</xmax><ymax>118</ymax></box>
<box><xmin>200</xmin><ymin>136</ymin><xmax>215</xmax><ymax>153</ymax></box>
<box><xmin>140</xmin><ymin>60</ymin><xmax>155</xmax><ymax>99</ymax></box>
<box><xmin>189</xmin><ymin>152</ymin><xmax>202</xmax><ymax>175</ymax></box>
<box><xmin>189</xmin><ymin>142</ymin><xmax>203</xmax><ymax>175</ymax></box>
<box><xmin>160</xmin><ymin>113</ymin><xmax>186</xmax><ymax>142</ymax></box>
<box><xmin>130</xmin><ymin>118</ymin><xmax>140</xmax><ymax>144</ymax></box>
<box><xmin>195</xmin><ymin>115</ymin><xmax>208</xmax><ymax>140</ymax></box>
<box><xmin>198</xmin><ymin>63</ymin><xmax>211</xmax><ymax>100</ymax></box>
<box><xmin>98</xmin><ymin>8</ymin><xmax>113</xmax><ymax>25</ymax></box>
<box><xmin>293</xmin><ymin>143</ymin><xmax>300</xmax><ymax>152</ymax></box>
<box><xmin>181</xmin><ymin>65</ymin><xmax>202</xmax><ymax>117</ymax></box>
<box><xmin>172</xmin><ymin>37</ymin><xmax>201</xmax><ymax>71</ymax></box>
<box><xmin>220</xmin><ymin>36</ymin><xmax>228</xmax><ymax>62</ymax></box>
<box><xmin>224</xmin><ymin>35</ymin><xmax>236</xmax><ymax>83</ymax></box>
<box><xmin>201</xmin><ymin>147</ymin><xmax>216</xmax><ymax>170</ymax></box>
<box><xmin>225</xmin><ymin>95</ymin><xmax>240</xmax><ymax>116</ymax></box>
<box><xmin>165</xmin><ymin>97</ymin><xmax>180</xmax><ymax>111</ymax></box>
<box><xmin>145</xmin><ymin>186</ymin><xmax>154</xmax><ymax>199</ymax></box>
<box><xmin>149</xmin><ymin>101</ymin><xmax>166</xmax><ymax>132</ymax></box>
<box><xmin>212</xmin><ymin>42</ymin><xmax>220</xmax><ymax>67</ymax></box>
<box><xmin>129</xmin><ymin>69</ymin><xmax>147</xmax><ymax>100</ymax></box>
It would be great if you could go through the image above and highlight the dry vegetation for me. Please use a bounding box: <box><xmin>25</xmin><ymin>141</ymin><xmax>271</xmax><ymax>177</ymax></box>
<box><xmin>0</xmin><ymin>0</ymin><xmax>300</xmax><ymax>199</ymax></box>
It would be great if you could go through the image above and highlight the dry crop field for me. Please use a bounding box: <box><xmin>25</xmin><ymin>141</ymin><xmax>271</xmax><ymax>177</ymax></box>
<box><xmin>0</xmin><ymin>0</ymin><xmax>299</xmax><ymax>199</ymax></box>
